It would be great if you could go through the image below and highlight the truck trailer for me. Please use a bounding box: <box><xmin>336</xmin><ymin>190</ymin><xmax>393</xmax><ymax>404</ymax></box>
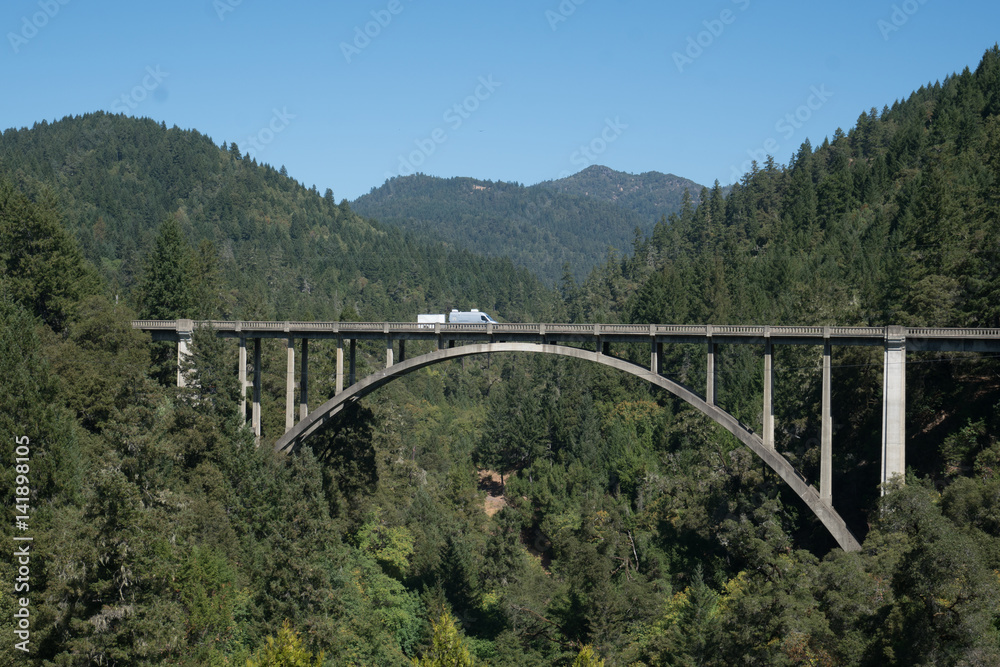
<box><xmin>417</xmin><ymin>313</ymin><xmax>446</xmax><ymax>328</ymax></box>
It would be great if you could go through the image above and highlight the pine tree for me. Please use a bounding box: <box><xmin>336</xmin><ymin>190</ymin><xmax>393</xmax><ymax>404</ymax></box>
<box><xmin>139</xmin><ymin>216</ymin><xmax>195</xmax><ymax>320</ymax></box>
<box><xmin>0</xmin><ymin>180</ymin><xmax>99</xmax><ymax>330</ymax></box>
<box><xmin>246</xmin><ymin>620</ymin><xmax>324</xmax><ymax>667</ymax></box>
<box><xmin>412</xmin><ymin>613</ymin><xmax>478</xmax><ymax>667</ymax></box>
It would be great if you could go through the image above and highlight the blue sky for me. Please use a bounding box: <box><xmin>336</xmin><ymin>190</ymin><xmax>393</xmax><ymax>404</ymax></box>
<box><xmin>2</xmin><ymin>0</ymin><xmax>998</xmax><ymax>200</ymax></box>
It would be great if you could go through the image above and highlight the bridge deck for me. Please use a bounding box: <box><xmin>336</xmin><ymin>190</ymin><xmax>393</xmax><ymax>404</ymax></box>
<box><xmin>133</xmin><ymin>320</ymin><xmax>1000</xmax><ymax>351</ymax></box>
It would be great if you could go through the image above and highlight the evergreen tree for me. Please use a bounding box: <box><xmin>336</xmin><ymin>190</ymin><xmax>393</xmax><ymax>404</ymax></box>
<box><xmin>139</xmin><ymin>215</ymin><xmax>195</xmax><ymax>320</ymax></box>
<box><xmin>412</xmin><ymin>612</ymin><xmax>478</xmax><ymax>667</ymax></box>
<box><xmin>0</xmin><ymin>179</ymin><xmax>99</xmax><ymax>330</ymax></box>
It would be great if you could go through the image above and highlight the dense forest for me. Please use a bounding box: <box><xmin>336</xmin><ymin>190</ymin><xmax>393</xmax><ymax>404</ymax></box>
<box><xmin>352</xmin><ymin>169</ymin><xmax>703</xmax><ymax>285</ymax></box>
<box><xmin>0</xmin><ymin>113</ymin><xmax>554</xmax><ymax>324</ymax></box>
<box><xmin>2</xmin><ymin>47</ymin><xmax>1000</xmax><ymax>666</ymax></box>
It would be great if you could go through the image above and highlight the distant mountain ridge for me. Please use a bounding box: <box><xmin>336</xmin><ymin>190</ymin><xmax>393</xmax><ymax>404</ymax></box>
<box><xmin>0</xmin><ymin>113</ymin><xmax>553</xmax><ymax>323</ymax></box>
<box><xmin>352</xmin><ymin>166</ymin><xmax>706</xmax><ymax>284</ymax></box>
<box><xmin>537</xmin><ymin>165</ymin><xmax>705</xmax><ymax>222</ymax></box>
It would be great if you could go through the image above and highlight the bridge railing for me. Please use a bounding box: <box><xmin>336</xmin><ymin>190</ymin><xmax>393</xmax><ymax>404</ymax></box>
<box><xmin>831</xmin><ymin>327</ymin><xmax>885</xmax><ymax>337</ymax></box>
<box><xmin>908</xmin><ymin>327</ymin><xmax>1000</xmax><ymax>338</ymax></box>
<box><xmin>770</xmin><ymin>326</ymin><xmax>825</xmax><ymax>336</ymax></box>
<box><xmin>712</xmin><ymin>325</ymin><xmax>763</xmax><ymax>335</ymax></box>
<box><xmin>133</xmin><ymin>320</ymin><xmax>178</xmax><ymax>329</ymax></box>
<box><xmin>130</xmin><ymin>321</ymin><xmax>1000</xmax><ymax>341</ymax></box>
<box><xmin>494</xmin><ymin>323</ymin><xmax>543</xmax><ymax>332</ymax></box>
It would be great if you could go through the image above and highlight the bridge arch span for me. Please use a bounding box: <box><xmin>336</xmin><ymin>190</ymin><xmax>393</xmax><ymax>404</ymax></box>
<box><xmin>274</xmin><ymin>342</ymin><xmax>861</xmax><ymax>551</ymax></box>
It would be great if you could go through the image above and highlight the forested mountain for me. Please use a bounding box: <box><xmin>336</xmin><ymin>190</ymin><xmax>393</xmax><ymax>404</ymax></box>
<box><xmin>352</xmin><ymin>170</ymin><xmax>704</xmax><ymax>284</ymax></box>
<box><xmin>0</xmin><ymin>113</ymin><xmax>553</xmax><ymax>324</ymax></box>
<box><xmin>537</xmin><ymin>164</ymin><xmax>705</xmax><ymax>222</ymax></box>
<box><xmin>2</xmin><ymin>47</ymin><xmax>1000</xmax><ymax>666</ymax></box>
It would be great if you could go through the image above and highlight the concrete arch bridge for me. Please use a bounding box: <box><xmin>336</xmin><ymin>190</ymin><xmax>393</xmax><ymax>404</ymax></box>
<box><xmin>133</xmin><ymin>319</ymin><xmax>1000</xmax><ymax>552</ymax></box>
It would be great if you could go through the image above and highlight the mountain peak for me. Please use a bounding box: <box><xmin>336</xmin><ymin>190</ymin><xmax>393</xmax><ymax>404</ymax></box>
<box><xmin>537</xmin><ymin>165</ymin><xmax>704</xmax><ymax>219</ymax></box>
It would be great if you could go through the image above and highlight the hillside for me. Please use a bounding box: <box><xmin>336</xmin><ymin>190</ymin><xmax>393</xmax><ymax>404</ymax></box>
<box><xmin>0</xmin><ymin>113</ymin><xmax>553</xmax><ymax>323</ymax></box>
<box><xmin>352</xmin><ymin>169</ymin><xmax>706</xmax><ymax>284</ymax></box>
<box><xmin>537</xmin><ymin>164</ymin><xmax>706</xmax><ymax>221</ymax></box>
<box><xmin>570</xmin><ymin>45</ymin><xmax>1000</xmax><ymax>544</ymax></box>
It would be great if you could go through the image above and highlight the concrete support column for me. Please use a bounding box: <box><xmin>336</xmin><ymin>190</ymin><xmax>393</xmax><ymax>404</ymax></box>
<box><xmin>650</xmin><ymin>339</ymin><xmax>659</xmax><ymax>374</ymax></box>
<box><xmin>706</xmin><ymin>337</ymin><xmax>717</xmax><ymax>406</ymax></box>
<box><xmin>384</xmin><ymin>324</ymin><xmax>393</xmax><ymax>368</ymax></box>
<box><xmin>285</xmin><ymin>335</ymin><xmax>295</xmax><ymax>433</ymax></box>
<box><xmin>299</xmin><ymin>338</ymin><xmax>309</xmax><ymax>420</ymax></box>
<box><xmin>763</xmin><ymin>335</ymin><xmax>774</xmax><ymax>450</ymax></box>
<box><xmin>656</xmin><ymin>342</ymin><xmax>664</xmax><ymax>375</ymax></box>
<box><xmin>252</xmin><ymin>338</ymin><xmax>261</xmax><ymax>440</ymax></box>
<box><xmin>399</xmin><ymin>339</ymin><xmax>406</xmax><ymax>363</ymax></box>
<box><xmin>176</xmin><ymin>319</ymin><xmax>193</xmax><ymax>388</ymax></box>
<box><xmin>882</xmin><ymin>326</ymin><xmax>907</xmax><ymax>492</ymax></box>
<box><xmin>336</xmin><ymin>338</ymin><xmax>344</xmax><ymax>395</ymax></box>
<box><xmin>349</xmin><ymin>339</ymin><xmax>356</xmax><ymax>386</ymax></box>
<box><xmin>238</xmin><ymin>336</ymin><xmax>247</xmax><ymax>423</ymax></box>
<box><xmin>821</xmin><ymin>337</ymin><xmax>833</xmax><ymax>504</ymax></box>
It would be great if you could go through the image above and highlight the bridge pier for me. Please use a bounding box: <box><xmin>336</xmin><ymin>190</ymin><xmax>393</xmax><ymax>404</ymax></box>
<box><xmin>763</xmin><ymin>333</ymin><xmax>774</xmax><ymax>449</ymax></box>
<box><xmin>882</xmin><ymin>327</ymin><xmax>906</xmax><ymax>491</ymax></box>
<box><xmin>706</xmin><ymin>334</ymin><xmax>717</xmax><ymax>406</ymax></box>
<box><xmin>821</xmin><ymin>335</ymin><xmax>832</xmax><ymax>504</ymax></box>
<box><xmin>239</xmin><ymin>335</ymin><xmax>247</xmax><ymax>423</ymax></box>
<box><xmin>176</xmin><ymin>320</ymin><xmax>193</xmax><ymax>388</ymax></box>
<box><xmin>252</xmin><ymin>338</ymin><xmax>261</xmax><ymax>439</ymax></box>
<box><xmin>349</xmin><ymin>339</ymin><xmax>357</xmax><ymax>386</ymax></box>
<box><xmin>285</xmin><ymin>334</ymin><xmax>295</xmax><ymax>433</ymax></box>
<box><xmin>300</xmin><ymin>339</ymin><xmax>309</xmax><ymax>420</ymax></box>
<box><xmin>336</xmin><ymin>338</ymin><xmax>344</xmax><ymax>395</ymax></box>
